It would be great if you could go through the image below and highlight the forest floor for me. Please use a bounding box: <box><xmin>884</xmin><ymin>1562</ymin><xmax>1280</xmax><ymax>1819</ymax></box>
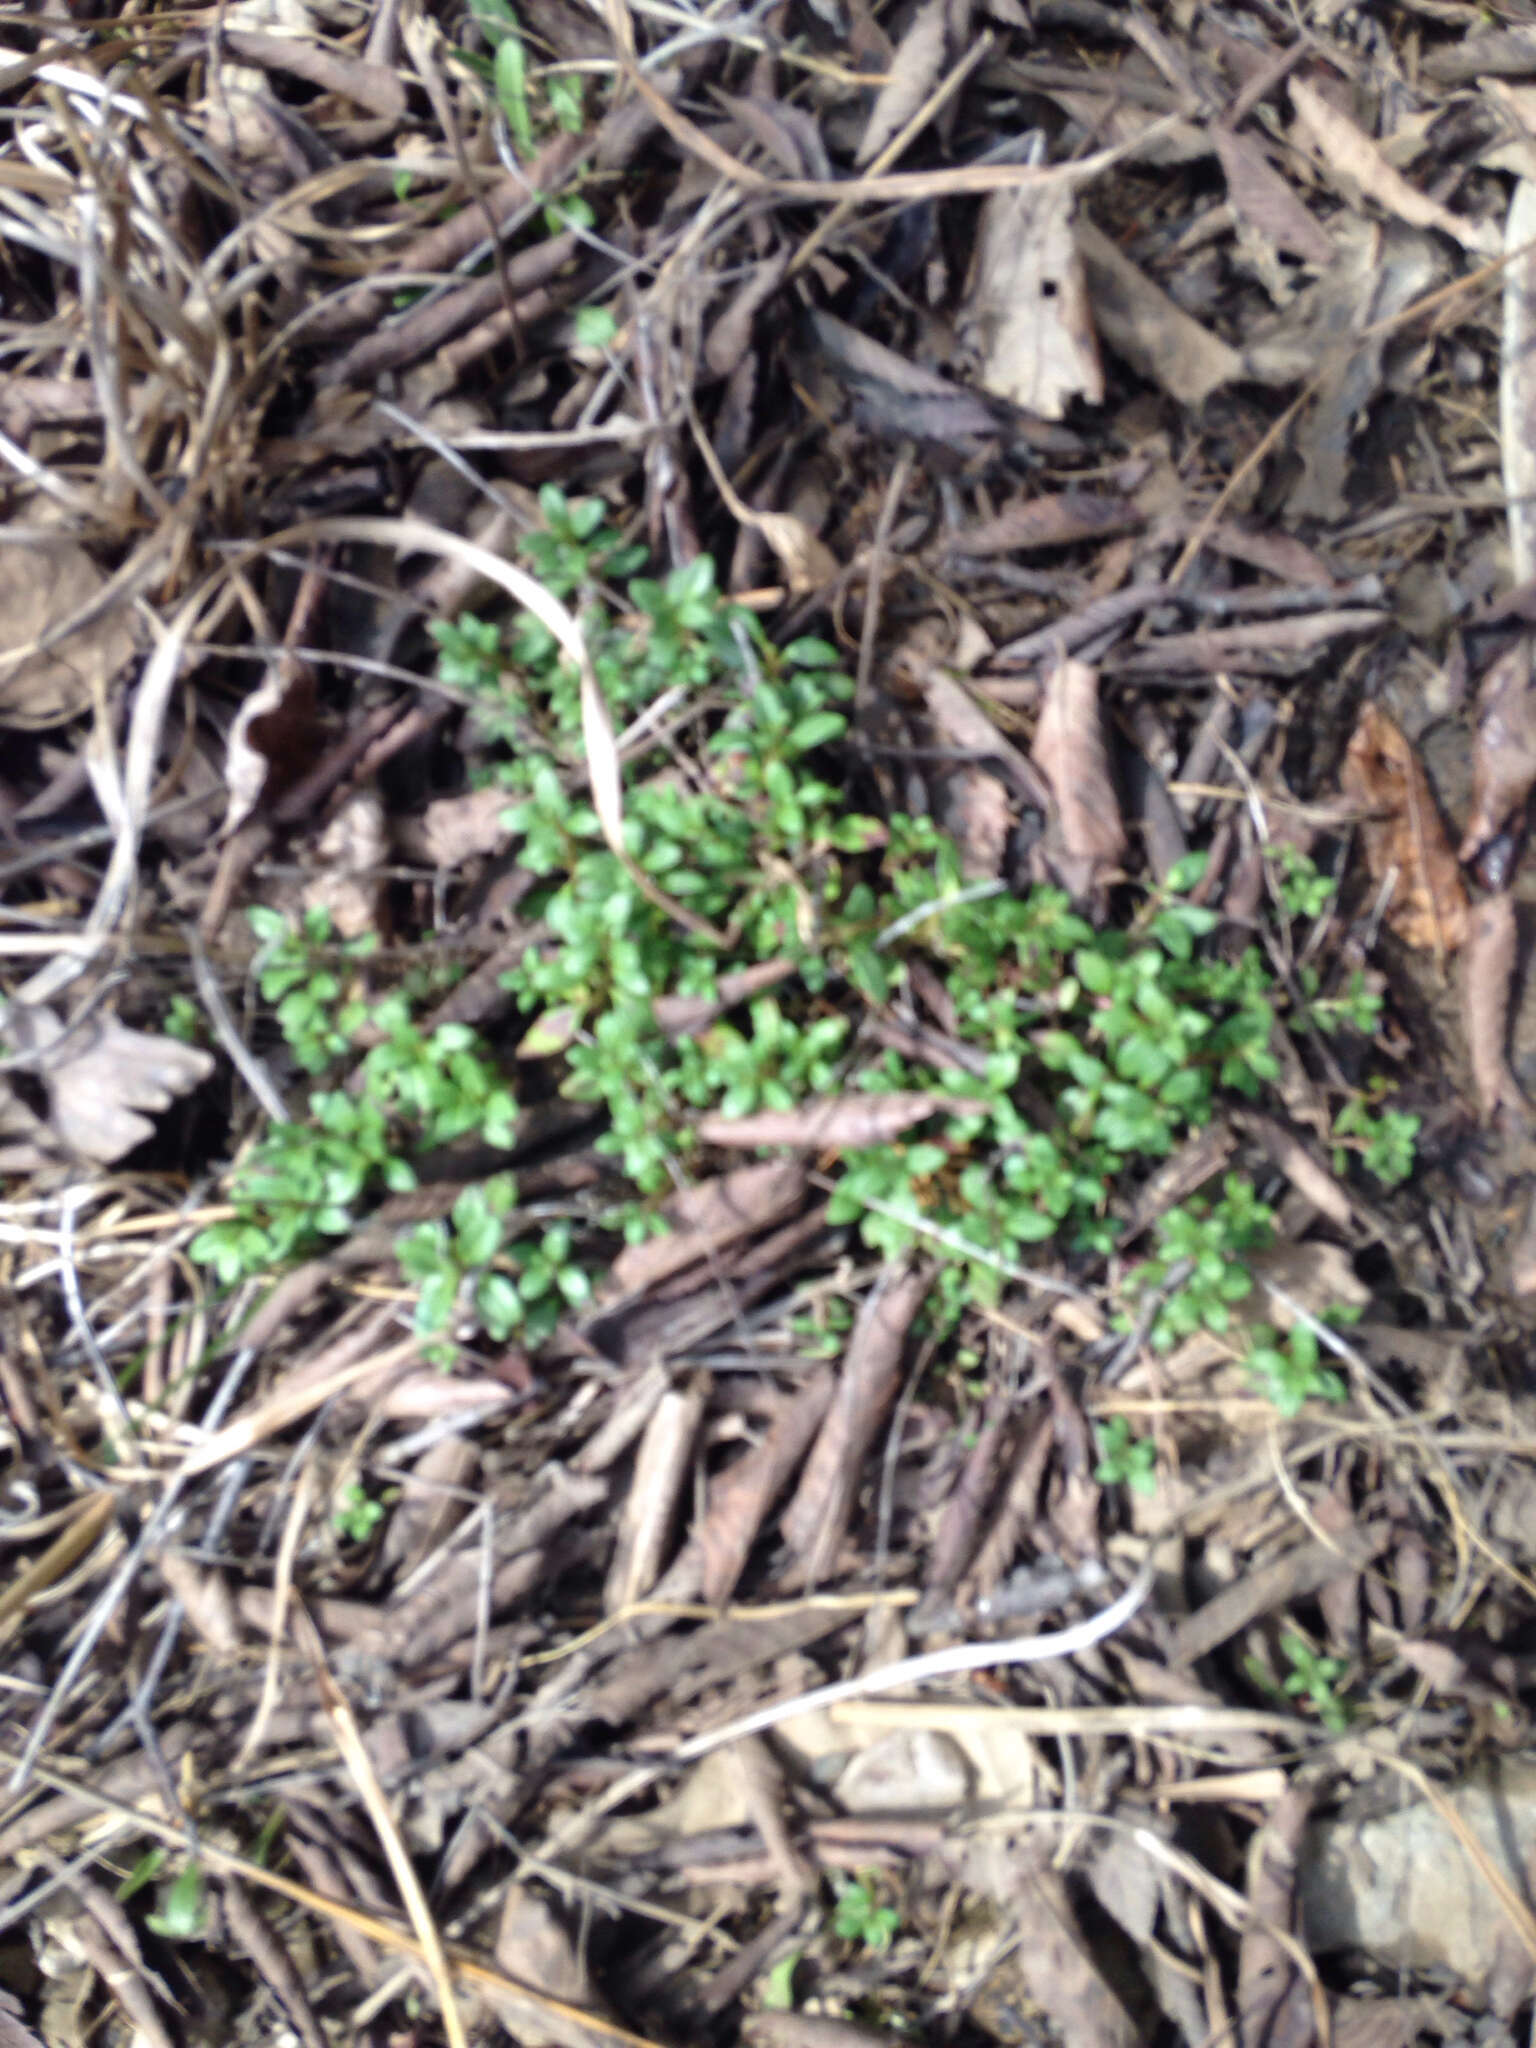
<box><xmin>5</xmin><ymin>3</ymin><xmax>1536</xmax><ymax>2046</ymax></box>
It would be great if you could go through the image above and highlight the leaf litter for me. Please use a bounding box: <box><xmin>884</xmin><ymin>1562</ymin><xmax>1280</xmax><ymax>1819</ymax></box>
<box><xmin>6</xmin><ymin>6</ymin><xmax>1536</xmax><ymax>2048</ymax></box>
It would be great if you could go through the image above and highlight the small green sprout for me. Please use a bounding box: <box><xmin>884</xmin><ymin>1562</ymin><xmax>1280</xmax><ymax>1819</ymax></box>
<box><xmin>1278</xmin><ymin>1633</ymin><xmax>1352</xmax><ymax>1734</ymax></box>
<box><xmin>145</xmin><ymin>1859</ymin><xmax>206</xmax><ymax>1942</ymax></box>
<box><xmin>163</xmin><ymin>993</ymin><xmax>204</xmax><ymax>1045</ymax></box>
<box><xmin>830</xmin><ymin>1873</ymin><xmax>900</xmax><ymax>1954</ymax></box>
<box><xmin>334</xmin><ymin>1482</ymin><xmax>387</xmax><ymax>1545</ymax></box>
<box><xmin>1094</xmin><ymin>1416</ymin><xmax>1158</xmax><ymax>1496</ymax></box>
<box><xmin>1244</xmin><ymin>1323</ymin><xmax>1347</xmax><ymax>1417</ymax></box>
<box><xmin>1333</xmin><ymin>1096</ymin><xmax>1419</xmax><ymax>1186</ymax></box>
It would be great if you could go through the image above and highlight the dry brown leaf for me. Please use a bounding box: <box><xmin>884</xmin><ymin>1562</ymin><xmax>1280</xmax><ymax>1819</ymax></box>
<box><xmin>780</xmin><ymin>1264</ymin><xmax>930</xmax><ymax>1586</ymax></box>
<box><xmin>855</xmin><ymin>0</ymin><xmax>947</xmax><ymax>165</ymax></box>
<box><xmin>704</xmin><ymin>249</ymin><xmax>792</xmax><ymax>379</ymax></box>
<box><xmin>716</xmin><ymin>92</ymin><xmax>828</xmax><ymax>181</ymax></box>
<box><xmin>1463</xmin><ymin>892</ymin><xmax>1525</xmax><ymax>1124</ymax></box>
<box><xmin>1076</xmin><ymin>217</ymin><xmax>1244</xmax><ymax>408</ymax></box>
<box><xmin>1212</xmin><ymin>124</ymin><xmax>1336</xmax><ymax>266</ymax></box>
<box><xmin>697</xmin><ymin>1091</ymin><xmax>984</xmax><ymax>1151</ymax></box>
<box><xmin>483</xmin><ymin>1884</ymin><xmax>614</xmax><ymax>2048</ymax></box>
<box><xmin>1011</xmin><ymin>1866</ymin><xmax>1140</xmax><ymax>2048</ymax></box>
<box><xmin>1245</xmin><ymin>1242</ymin><xmax>1372</xmax><ymax>1331</ymax></box>
<box><xmin>0</xmin><ymin>536</ymin><xmax>137</xmax><ymax>729</ymax></box>
<box><xmin>960</xmin><ymin>183</ymin><xmax>1104</xmax><ymax>418</ymax></box>
<box><xmin>695</xmin><ymin>1369</ymin><xmax>835</xmax><ymax>1605</ymax></box>
<box><xmin>1289</xmin><ymin>77</ymin><xmax>1501</xmax><ymax>257</ymax></box>
<box><xmin>1030</xmin><ymin>656</ymin><xmax>1127</xmax><ymax>892</ymax></box>
<box><xmin>941</xmin><ymin>492</ymin><xmax>1139</xmax><ymax>555</ymax></box>
<box><xmin>1238</xmin><ymin>1790</ymin><xmax>1316</xmax><ymax>2048</ymax></box>
<box><xmin>606</xmin><ymin>1159</ymin><xmax>807</xmax><ymax>1296</ymax></box>
<box><xmin>3</xmin><ymin>1004</ymin><xmax>214</xmax><ymax>1164</ymax></box>
<box><xmin>1340</xmin><ymin>704</ymin><xmax>1470</xmax><ymax>952</ymax></box>
<box><xmin>939</xmin><ymin>764</ymin><xmax>1013</xmax><ymax>879</ymax></box>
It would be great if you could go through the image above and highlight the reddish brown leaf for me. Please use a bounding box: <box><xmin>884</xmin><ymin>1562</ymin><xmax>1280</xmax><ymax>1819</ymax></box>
<box><xmin>1463</xmin><ymin>892</ymin><xmax>1526</xmax><ymax>1124</ymax></box>
<box><xmin>1031</xmin><ymin>656</ymin><xmax>1127</xmax><ymax>892</ymax></box>
<box><xmin>695</xmin><ymin>1370</ymin><xmax>835</xmax><ymax>1605</ymax></box>
<box><xmin>697</xmin><ymin>1091</ymin><xmax>983</xmax><ymax>1151</ymax></box>
<box><xmin>1339</xmin><ymin>704</ymin><xmax>1469</xmax><ymax>952</ymax></box>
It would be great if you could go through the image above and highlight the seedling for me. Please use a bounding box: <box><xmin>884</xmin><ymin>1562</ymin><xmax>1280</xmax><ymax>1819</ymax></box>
<box><xmin>1244</xmin><ymin>1323</ymin><xmax>1347</xmax><ymax>1417</ymax></box>
<box><xmin>1278</xmin><ymin>1633</ymin><xmax>1352</xmax><ymax>1733</ymax></box>
<box><xmin>830</xmin><ymin>1873</ymin><xmax>900</xmax><ymax>1954</ymax></box>
<box><xmin>334</xmin><ymin>1481</ymin><xmax>387</xmax><ymax>1545</ymax></box>
<box><xmin>1333</xmin><ymin>1095</ymin><xmax>1419</xmax><ymax>1186</ymax></box>
<box><xmin>1094</xmin><ymin>1416</ymin><xmax>1158</xmax><ymax>1496</ymax></box>
<box><xmin>145</xmin><ymin>1859</ymin><xmax>206</xmax><ymax>1942</ymax></box>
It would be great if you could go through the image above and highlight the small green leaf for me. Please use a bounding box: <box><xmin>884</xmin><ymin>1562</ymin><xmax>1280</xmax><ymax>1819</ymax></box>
<box><xmin>573</xmin><ymin>305</ymin><xmax>617</xmax><ymax>350</ymax></box>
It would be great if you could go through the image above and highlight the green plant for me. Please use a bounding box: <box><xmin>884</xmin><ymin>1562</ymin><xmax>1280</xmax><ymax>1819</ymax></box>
<box><xmin>396</xmin><ymin>1176</ymin><xmax>591</xmax><ymax>1359</ymax></box>
<box><xmin>1333</xmin><ymin>1095</ymin><xmax>1419</xmax><ymax>1186</ymax></box>
<box><xmin>248</xmin><ymin>904</ymin><xmax>377</xmax><ymax>1075</ymax></box>
<box><xmin>163</xmin><ymin>993</ymin><xmax>204</xmax><ymax>1045</ymax></box>
<box><xmin>759</xmin><ymin>1951</ymin><xmax>801</xmax><ymax>2011</ymax></box>
<box><xmin>145</xmin><ymin>1859</ymin><xmax>206</xmax><ymax>1941</ymax></box>
<box><xmin>1124</xmin><ymin>1176</ymin><xmax>1276</xmax><ymax>1350</ymax></box>
<box><xmin>1094</xmin><ymin>1416</ymin><xmax>1158</xmax><ymax>1496</ymax></box>
<box><xmin>193</xmin><ymin>491</ymin><xmax>1413</xmax><ymax>1404</ymax></box>
<box><xmin>1244</xmin><ymin>1322</ymin><xmax>1347</xmax><ymax>1417</ymax></box>
<box><xmin>334</xmin><ymin>1481</ymin><xmax>388</xmax><ymax>1544</ymax></box>
<box><xmin>1277</xmin><ymin>1632</ymin><xmax>1352</xmax><ymax>1733</ymax></box>
<box><xmin>830</xmin><ymin>1873</ymin><xmax>900</xmax><ymax>1954</ymax></box>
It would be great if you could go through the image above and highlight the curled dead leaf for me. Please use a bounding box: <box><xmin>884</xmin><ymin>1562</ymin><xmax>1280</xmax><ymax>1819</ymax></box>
<box><xmin>1340</xmin><ymin>704</ymin><xmax>1470</xmax><ymax>952</ymax></box>
<box><xmin>3</xmin><ymin>1003</ymin><xmax>214</xmax><ymax>1163</ymax></box>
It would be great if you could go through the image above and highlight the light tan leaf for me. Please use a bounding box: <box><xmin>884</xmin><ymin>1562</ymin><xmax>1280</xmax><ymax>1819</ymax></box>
<box><xmin>697</xmin><ymin>1091</ymin><xmax>985</xmax><ymax>1151</ymax></box>
<box><xmin>961</xmin><ymin>183</ymin><xmax>1103</xmax><ymax>418</ymax></box>
<box><xmin>418</xmin><ymin>785</ymin><xmax>515</xmax><ymax>868</ymax></box>
<box><xmin>1460</xmin><ymin>640</ymin><xmax>1536</xmax><ymax>880</ymax></box>
<box><xmin>751</xmin><ymin>510</ymin><xmax>838</xmax><ymax>594</ymax></box>
<box><xmin>4</xmin><ymin>1004</ymin><xmax>214</xmax><ymax>1163</ymax></box>
<box><xmin>1340</xmin><ymin>704</ymin><xmax>1470</xmax><ymax>952</ymax></box>
<box><xmin>1503</xmin><ymin>180</ymin><xmax>1536</xmax><ymax>585</ymax></box>
<box><xmin>855</xmin><ymin>0</ymin><xmax>947</xmax><ymax>166</ymax></box>
<box><xmin>1030</xmin><ymin>656</ymin><xmax>1126</xmax><ymax>887</ymax></box>
<box><xmin>305</xmin><ymin>787</ymin><xmax>387</xmax><ymax>939</ymax></box>
<box><xmin>0</xmin><ymin>537</ymin><xmax>137</xmax><ymax>729</ymax></box>
<box><xmin>1076</xmin><ymin>218</ymin><xmax>1244</xmax><ymax>408</ymax></box>
<box><xmin>1290</xmin><ymin>77</ymin><xmax>1501</xmax><ymax>256</ymax></box>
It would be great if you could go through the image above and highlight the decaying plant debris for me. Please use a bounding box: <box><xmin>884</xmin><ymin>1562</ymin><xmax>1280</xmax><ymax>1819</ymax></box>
<box><xmin>10</xmin><ymin>4</ymin><xmax>1536</xmax><ymax>2047</ymax></box>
